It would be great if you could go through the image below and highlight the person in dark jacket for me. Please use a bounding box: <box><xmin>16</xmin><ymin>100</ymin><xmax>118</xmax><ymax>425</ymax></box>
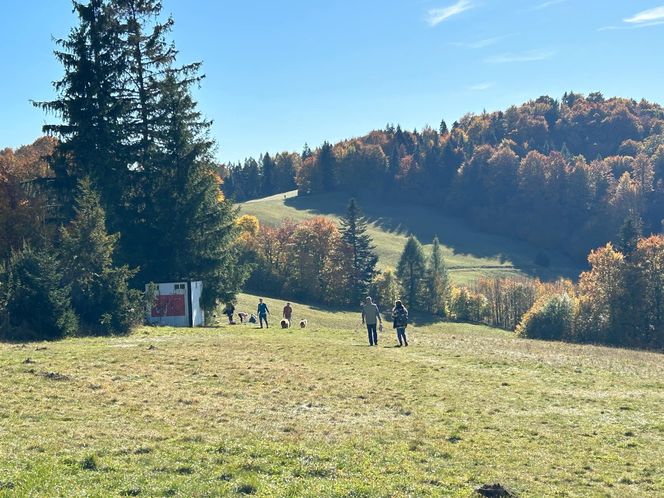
<box><xmin>392</xmin><ymin>300</ymin><xmax>409</xmax><ymax>347</ymax></box>
<box><xmin>257</xmin><ymin>298</ymin><xmax>270</xmax><ymax>328</ymax></box>
<box><xmin>223</xmin><ymin>302</ymin><xmax>235</xmax><ymax>324</ymax></box>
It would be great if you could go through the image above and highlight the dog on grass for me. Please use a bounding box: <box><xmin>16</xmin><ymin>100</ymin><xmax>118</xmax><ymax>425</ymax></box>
<box><xmin>299</xmin><ymin>319</ymin><xmax>308</xmax><ymax>329</ymax></box>
<box><xmin>280</xmin><ymin>318</ymin><xmax>290</xmax><ymax>329</ymax></box>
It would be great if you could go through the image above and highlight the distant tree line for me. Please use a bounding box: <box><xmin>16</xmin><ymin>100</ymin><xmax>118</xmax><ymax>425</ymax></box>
<box><xmin>0</xmin><ymin>0</ymin><xmax>246</xmax><ymax>340</ymax></box>
<box><xmin>223</xmin><ymin>93</ymin><xmax>664</xmax><ymax>262</ymax></box>
<box><xmin>221</xmin><ymin>152</ymin><xmax>300</xmax><ymax>201</ymax></box>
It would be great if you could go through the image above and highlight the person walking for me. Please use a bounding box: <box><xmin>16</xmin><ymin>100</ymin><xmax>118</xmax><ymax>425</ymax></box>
<box><xmin>283</xmin><ymin>302</ymin><xmax>293</xmax><ymax>326</ymax></box>
<box><xmin>223</xmin><ymin>302</ymin><xmax>235</xmax><ymax>324</ymax></box>
<box><xmin>361</xmin><ymin>296</ymin><xmax>382</xmax><ymax>346</ymax></box>
<box><xmin>392</xmin><ymin>300</ymin><xmax>409</xmax><ymax>347</ymax></box>
<box><xmin>257</xmin><ymin>298</ymin><xmax>270</xmax><ymax>328</ymax></box>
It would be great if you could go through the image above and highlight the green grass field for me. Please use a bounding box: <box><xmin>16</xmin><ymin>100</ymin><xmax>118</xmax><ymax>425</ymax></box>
<box><xmin>1</xmin><ymin>293</ymin><xmax>662</xmax><ymax>497</ymax></box>
<box><xmin>241</xmin><ymin>191</ymin><xmax>581</xmax><ymax>285</ymax></box>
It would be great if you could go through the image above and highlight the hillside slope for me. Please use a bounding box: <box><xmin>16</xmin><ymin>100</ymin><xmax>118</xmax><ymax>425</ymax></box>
<box><xmin>1</xmin><ymin>293</ymin><xmax>662</xmax><ymax>497</ymax></box>
<box><xmin>241</xmin><ymin>190</ymin><xmax>581</xmax><ymax>284</ymax></box>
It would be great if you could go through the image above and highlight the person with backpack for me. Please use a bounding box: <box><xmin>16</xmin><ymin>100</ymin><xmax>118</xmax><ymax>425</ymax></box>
<box><xmin>392</xmin><ymin>300</ymin><xmax>409</xmax><ymax>347</ymax></box>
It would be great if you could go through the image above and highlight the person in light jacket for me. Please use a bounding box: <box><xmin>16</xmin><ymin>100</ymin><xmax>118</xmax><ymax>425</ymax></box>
<box><xmin>361</xmin><ymin>296</ymin><xmax>382</xmax><ymax>346</ymax></box>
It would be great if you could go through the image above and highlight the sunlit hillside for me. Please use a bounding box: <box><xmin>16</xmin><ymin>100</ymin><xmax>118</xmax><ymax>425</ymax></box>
<box><xmin>241</xmin><ymin>190</ymin><xmax>581</xmax><ymax>285</ymax></box>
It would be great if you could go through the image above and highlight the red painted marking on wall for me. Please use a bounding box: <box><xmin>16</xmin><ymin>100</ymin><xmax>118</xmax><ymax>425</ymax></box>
<box><xmin>151</xmin><ymin>294</ymin><xmax>186</xmax><ymax>317</ymax></box>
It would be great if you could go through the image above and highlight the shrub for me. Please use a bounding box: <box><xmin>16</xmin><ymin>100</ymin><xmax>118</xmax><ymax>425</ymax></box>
<box><xmin>572</xmin><ymin>296</ymin><xmax>610</xmax><ymax>344</ymax></box>
<box><xmin>59</xmin><ymin>180</ymin><xmax>142</xmax><ymax>335</ymax></box>
<box><xmin>371</xmin><ymin>269</ymin><xmax>401</xmax><ymax>310</ymax></box>
<box><xmin>516</xmin><ymin>293</ymin><xmax>575</xmax><ymax>341</ymax></box>
<box><xmin>2</xmin><ymin>245</ymin><xmax>77</xmax><ymax>341</ymax></box>
<box><xmin>448</xmin><ymin>286</ymin><xmax>490</xmax><ymax>324</ymax></box>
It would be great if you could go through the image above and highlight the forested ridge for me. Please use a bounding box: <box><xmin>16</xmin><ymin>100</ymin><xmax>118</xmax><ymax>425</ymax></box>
<box><xmin>224</xmin><ymin>93</ymin><xmax>664</xmax><ymax>261</ymax></box>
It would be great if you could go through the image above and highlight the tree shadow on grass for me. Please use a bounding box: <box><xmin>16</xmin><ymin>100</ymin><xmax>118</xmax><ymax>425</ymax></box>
<box><xmin>285</xmin><ymin>191</ymin><xmax>582</xmax><ymax>281</ymax></box>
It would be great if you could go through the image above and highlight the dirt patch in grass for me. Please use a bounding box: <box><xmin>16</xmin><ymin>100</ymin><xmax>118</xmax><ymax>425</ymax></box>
<box><xmin>25</xmin><ymin>369</ymin><xmax>71</xmax><ymax>381</ymax></box>
<box><xmin>475</xmin><ymin>483</ymin><xmax>515</xmax><ymax>497</ymax></box>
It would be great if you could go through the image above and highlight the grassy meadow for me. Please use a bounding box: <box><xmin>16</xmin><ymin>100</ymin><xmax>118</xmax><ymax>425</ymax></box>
<box><xmin>240</xmin><ymin>191</ymin><xmax>581</xmax><ymax>285</ymax></box>
<box><xmin>1</xmin><ymin>294</ymin><xmax>662</xmax><ymax>497</ymax></box>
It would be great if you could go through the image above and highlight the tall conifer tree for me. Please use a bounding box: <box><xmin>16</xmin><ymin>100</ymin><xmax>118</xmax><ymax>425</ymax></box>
<box><xmin>425</xmin><ymin>237</ymin><xmax>450</xmax><ymax>315</ymax></box>
<box><xmin>59</xmin><ymin>180</ymin><xmax>142</xmax><ymax>334</ymax></box>
<box><xmin>319</xmin><ymin>141</ymin><xmax>336</xmax><ymax>191</ymax></box>
<box><xmin>397</xmin><ymin>235</ymin><xmax>426</xmax><ymax>310</ymax></box>
<box><xmin>261</xmin><ymin>152</ymin><xmax>275</xmax><ymax>197</ymax></box>
<box><xmin>339</xmin><ymin>199</ymin><xmax>378</xmax><ymax>304</ymax></box>
<box><xmin>141</xmin><ymin>72</ymin><xmax>245</xmax><ymax>309</ymax></box>
<box><xmin>36</xmin><ymin>0</ymin><xmax>128</xmax><ymax>223</ymax></box>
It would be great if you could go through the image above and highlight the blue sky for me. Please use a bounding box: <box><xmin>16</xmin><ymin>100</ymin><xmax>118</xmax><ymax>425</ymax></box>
<box><xmin>2</xmin><ymin>1</ymin><xmax>664</xmax><ymax>163</ymax></box>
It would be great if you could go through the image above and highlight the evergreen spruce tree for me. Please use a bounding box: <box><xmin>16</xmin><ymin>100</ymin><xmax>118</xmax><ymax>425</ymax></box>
<box><xmin>397</xmin><ymin>235</ymin><xmax>426</xmax><ymax>310</ymax></box>
<box><xmin>339</xmin><ymin>199</ymin><xmax>378</xmax><ymax>304</ymax></box>
<box><xmin>424</xmin><ymin>237</ymin><xmax>450</xmax><ymax>315</ymax></box>
<box><xmin>439</xmin><ymin>119</ymin><xmax>448</xmax><ymax>135</ymax></box>
<box><xmin>301</xmin><ymin>143</ymin><xmax>313</xmax><ymax>160</ymax></box>
<box><xmin>116</xmin><ymin>0</ymin><xmax>184</xmax><ymax>166</ymax></box>
<box><xmin>3</xmin><ymin>246</ymin><xmax>78</xmax><ymax>340</ymax></box>
<box><xmin>141</xmin><ymin>72</ymin><xmax>246</xmax><ymax>310</ymax></box>
<box><xmin>319</xmin><ymin>141</ymin><xmax>336</xmax><ymax>191</ymax></box>
<box><xmin>59</xmin><ymin>180</ymin><xmax>142</xmax><ymax>334</ymax></box>
<box><xmin>35</xmin><ymin>0</ymin><xmax>129</xmax><ymax>223</ymax></box>
<box><xmin>261</xmin><ymin>152</ymin><xmax>275</xmax><ymax>197</ymax></box>
<box><xmin>241</xmin><ymin>158</ymin><xmax>261</xmax><ymax>200</ymax></box>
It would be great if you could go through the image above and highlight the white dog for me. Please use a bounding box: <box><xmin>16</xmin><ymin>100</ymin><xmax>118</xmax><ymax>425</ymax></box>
<box><xmin>299</xmin><ymin>319</ymin><xmax>308</xmax><ymax>329</ymax></box>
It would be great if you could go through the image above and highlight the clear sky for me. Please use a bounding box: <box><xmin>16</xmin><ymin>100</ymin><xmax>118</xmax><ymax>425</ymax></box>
<box><xmin>2</xmin><ymin>1</ymin><xmax>664</xmax><ymax>163</ymax></box>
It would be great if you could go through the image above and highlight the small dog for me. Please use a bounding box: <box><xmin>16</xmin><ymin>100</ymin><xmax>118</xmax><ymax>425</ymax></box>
<box><xmin>280</xmin><ymin>318</ymin><xmax>290</xmax><ymax>329</ymax></box>
<box><xmin>299</xmin><ymin>319</ymin><xmax>308</xmax><ymax>329</ymax></box>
